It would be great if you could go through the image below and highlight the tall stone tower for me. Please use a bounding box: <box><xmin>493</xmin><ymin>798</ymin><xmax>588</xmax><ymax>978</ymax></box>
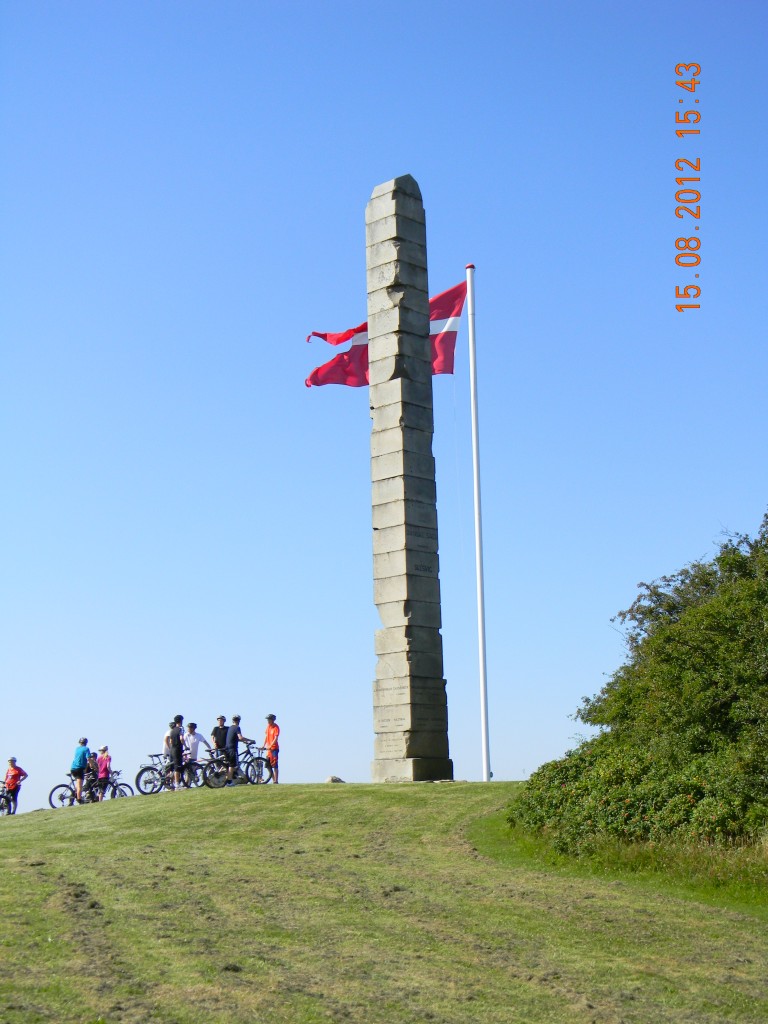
<box><xmin>366</xmin><ymin>175</ymin><xmax>453</xmax><ymax>782</ymax></box>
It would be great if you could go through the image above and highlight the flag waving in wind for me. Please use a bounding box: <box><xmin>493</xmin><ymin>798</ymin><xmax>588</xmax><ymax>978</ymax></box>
<box><xmin>305</xmin><ymin>281</ymin><xmax>467</xmax><ymax>387</ymax></box>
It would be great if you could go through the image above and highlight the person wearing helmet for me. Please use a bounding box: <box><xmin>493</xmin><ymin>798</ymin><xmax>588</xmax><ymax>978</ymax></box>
<box><xmin>96</xmin><ymin>746</ymin><xmax>112</xmax><ymax>801</ymax></box>
<box><xmin>184</xmin><ymin>723</ymin><xmax>211</xmax><ymax>762</ymax></box>
<box><xmin>168</xmin><ymin>715</ymin><xmax>185</xmax><ymax>790</ymax></box>
<box><xmin>4</xmin><ymin>758</ymin><xmax>28</xmax><ymax>814</ymax></box>
<box><xmin>210</xmin><ymin>715</ymin><xmax>228</xmax><ymax>751</ymax></box>
<box><xmin>84</xmin><ymin>752</ymin><xmax>100</xmax><ymax>802</ymax></box>
<box><xmin>263</xmin><ymin>715</ymin><xmax>280</xmax><ymax>784</ymax></box>
<box><xmin>70</xmin><ymin>738</ymin><xmax>91</xmax><ymax>803</ymax></box>
<box><xmin>224</xmin><ymin>716</ymin><xmax>253</xmax><ymax>785</ymax></box>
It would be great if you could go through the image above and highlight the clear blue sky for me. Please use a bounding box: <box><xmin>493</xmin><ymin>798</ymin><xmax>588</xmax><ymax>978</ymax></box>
<box><xmin>2</xmin><ymin>1</ymin><xmax>767</xmax><ymax>811</ymax></box>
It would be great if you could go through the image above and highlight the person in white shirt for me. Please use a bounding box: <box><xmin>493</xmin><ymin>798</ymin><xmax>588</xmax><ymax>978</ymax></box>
<box><xmin>162</xmin><ymin>722</ymin><xmax>174</xmax><ymax>759</ymax></box>
<box><xmin>184</xmin><ymin>722</ymin><xmax>211</xmax><ymax>762</ymax></box>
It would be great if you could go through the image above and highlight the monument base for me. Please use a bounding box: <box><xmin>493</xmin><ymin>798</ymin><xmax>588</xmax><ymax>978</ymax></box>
<box><xmin>371</xmin><ymin>757</ymin><xmax>454</xmax><ymax>783</ymax></box>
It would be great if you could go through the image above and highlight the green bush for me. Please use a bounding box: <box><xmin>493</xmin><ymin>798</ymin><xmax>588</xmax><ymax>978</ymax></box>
<box><xmin>510</xmin><ymin>514</ymin><xmax>768</xmax><ymax>853</ymax></box>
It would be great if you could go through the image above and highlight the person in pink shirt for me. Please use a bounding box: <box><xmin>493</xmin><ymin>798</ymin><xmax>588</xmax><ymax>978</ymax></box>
<box><xmin>96</xmin><ymin>746</ymin><xmax>112</xmax><ymax>802</ymax></box>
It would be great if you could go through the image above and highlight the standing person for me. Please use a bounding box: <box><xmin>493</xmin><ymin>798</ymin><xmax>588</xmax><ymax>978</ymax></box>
<box><xmin>4</xmin><ymin>758</ymin><xmax>28</xmax><ymax>814</ymax></box>
<box><xmin>83</xmin><ymin>752</ymin><xmax>99</xmax><ymax>802</ymax></box>
<box><xmin>96</xmin><ymin>746</ymin><xmax>112</xmax><ymax>801</ymax></box>
<box><xmin>162</xmin><ymin>723</ymin><xmax>174</xmax><ymax>759</ymax></box>
<box><xmin>263</xmin><ymin>714</ymin><xmax>280</xmax><ymax>784</ymax></box>
<box><xmin>184</xmin><ymin>723</ymin><xmax>211</xmax><ymax>762</ymax></box>
<box><xmin>70</xmin><ymin>738</ymin><xmax>91</xmax><ymax>803</ymax></box>
<box><xmin>225</xmin><ymin>715</ymin><xmax>253</xmax><ymax>785</ymax></box>
<box><xmin>210</xmin><ymin>715</ymin><xmax>228</xmax><ymax>750</ymax></box>
<box><xmin>168</xmin><ymin>715</ymin><xmax>185</xmax><ymax>790</ymax></box>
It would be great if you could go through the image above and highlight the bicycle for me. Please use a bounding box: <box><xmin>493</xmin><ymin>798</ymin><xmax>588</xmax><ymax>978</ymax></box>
<box><xmin>202</xmin><ymin>748</ymin><xmax>235</xmax><ymax>789</ymax></box>
<box><xmin>108</xmin><ymin>769</ymin><xmax>134</xmax><ymax>798</ymax></box>
<box><xmin>49</xmin><ymin>772</ymin><xmax>97</xmax><ymax>808</ymax></box>
<box><xmin>136</xmin><ymin>753</ymin><xmax>205</xmax><ymax>794</ymax></box>
<box><xmin>49</xmin><ymin>770</ymin><xmax>132</xmax><ymax>808</ymax></box>
<box><xmin>240</xmin><ymin>744</ymin><xmax>274</xmax><ymax>785</ymax></box>
<box><xmin>179</xmin><ymin>756</ymin><xmax>207</xmax><ymax>788</ymax></box>
<box><xmin>202</xmin><ymin>744</ymin><xmax>273</xmax><ymax>788</ymax></box>
<box><xmin>135</xmin><ymin>754</ymin><xmax>174</xmax><ymax>795</ymax></box>
<box><xmin>0</xmin><ymin>785</ymin><xmax>13</xmax><ymax>815</ymax></box>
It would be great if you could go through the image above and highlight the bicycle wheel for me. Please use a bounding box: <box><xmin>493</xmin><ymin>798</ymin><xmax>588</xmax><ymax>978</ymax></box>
<box><xmin>49</xmin><ymin>784</ymin><xmax>77</xmax><ymax>809</ymax></box>
<box><xmin>183</xmin><ymin>763</ymin><xmax>203</xmax><ymax>788</ymax></box>
<box><xmin>135</xmin><ymin>766</ymin><xmax>163</xmax><ymax>795</ymax></box>
<box><xmin>203</xmin><ymin>761</ymin><xmax>228</xmax><ymax>789</ymax></box>
<box><xmin>245</xmin><ymin>757</ymin><xmax>273</xmax><ymax>785</ymax></box>
<box><xmin>117</xmin><ymin>783</ymin><xmax>134</xmax><ymax>797</ymax></box>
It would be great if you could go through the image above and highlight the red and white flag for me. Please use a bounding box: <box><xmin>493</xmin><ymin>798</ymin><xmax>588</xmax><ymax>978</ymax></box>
<box><xmin>305</xmin><ymin>281</ymin><xmax>467</xmax><ymax>388</ymax></box>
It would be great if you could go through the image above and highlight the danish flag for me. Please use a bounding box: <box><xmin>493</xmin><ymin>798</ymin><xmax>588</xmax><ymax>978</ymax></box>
<box><xmin>305</xmin><ymin>281</ymin><xmax>467</xmax><ymax>388</ymax></box>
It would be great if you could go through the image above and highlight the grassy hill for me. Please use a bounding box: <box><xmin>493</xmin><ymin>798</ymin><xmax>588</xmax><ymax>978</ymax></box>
<box><xmin>0</xmin><ymin>782</ymin><xmax>766</xmax><ymax>1024</ymax></box>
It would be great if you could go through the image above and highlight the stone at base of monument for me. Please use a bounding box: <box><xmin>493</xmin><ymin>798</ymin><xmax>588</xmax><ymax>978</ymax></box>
<box><xmin>373</xmin><ymin>702</ymin><xmax>448</xmax><ymax>733</ymax></box>
<box><xmin>371</xmin><ymin>757</ymin><xmax>454</xmax><ymax>783</ymax></box>
<box><xmin>373</xmin><ymin>676</ymin><xmax>447</xmax><ymax>707</ymax></box>
<box><xmin>374</xmin><ymin>730</ymin><xmax>449</xmax><ymax>760</ymax></box>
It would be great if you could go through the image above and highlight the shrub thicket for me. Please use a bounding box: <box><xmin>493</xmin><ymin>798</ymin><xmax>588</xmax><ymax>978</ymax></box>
<box><xmin>509</xmin><ymin>515</ymin><xmax>768</xmax><ymax>852</ymax></box>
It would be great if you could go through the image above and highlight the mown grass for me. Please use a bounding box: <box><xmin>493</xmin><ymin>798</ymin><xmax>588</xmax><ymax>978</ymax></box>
<box><xmin>0</xmin><ymin>782</ymin><xmax>766</xmax><ymax>1024</ymax></box>
<box><xmin>470</xmin><ymin>812</ymin><xmax>768</xmax><ymax>919</ymax></box>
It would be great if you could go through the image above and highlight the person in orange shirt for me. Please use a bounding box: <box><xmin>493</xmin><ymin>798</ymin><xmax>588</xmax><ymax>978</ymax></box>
<box><xmin>4</xmin><ymin>758</ymin><xmax>28</xmax><ymax>815</ymax></box>
<box><xmin>263</xmin><ymin>714</ymin><xmax>280</xmax><ymax>784</ymax></box>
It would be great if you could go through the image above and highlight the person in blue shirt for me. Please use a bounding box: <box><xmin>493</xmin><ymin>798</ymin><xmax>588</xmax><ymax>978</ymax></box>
<box><xmin>70</xmin><ymin>738</ymin><xmax>91</xmax><ymax>803</ymax></box>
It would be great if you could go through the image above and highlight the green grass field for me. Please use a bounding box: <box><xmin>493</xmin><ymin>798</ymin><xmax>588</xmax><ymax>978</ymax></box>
<box><xmin>0</xmin><ymin>782</ymin><xmax>766</xmax><ymax>1024</ymax></box>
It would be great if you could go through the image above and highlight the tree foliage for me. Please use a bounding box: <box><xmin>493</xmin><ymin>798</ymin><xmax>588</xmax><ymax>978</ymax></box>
<box><xmin>510</xmin><ymin>515</ymin><xmax>768</xmax><ymax>851</ymax></box>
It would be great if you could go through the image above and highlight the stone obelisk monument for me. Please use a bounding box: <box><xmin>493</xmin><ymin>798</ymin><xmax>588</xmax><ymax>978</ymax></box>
<box><xmin>366</xmin><ymin>175</ymin><xmax>453</xmax><ymax>782</ymax></box>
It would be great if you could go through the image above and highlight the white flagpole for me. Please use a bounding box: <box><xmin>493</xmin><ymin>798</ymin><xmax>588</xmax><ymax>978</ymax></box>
<box><xmin>465</xmin><ymin>264</ymin><xmax>491</xmax><ymax>782</ymax></box>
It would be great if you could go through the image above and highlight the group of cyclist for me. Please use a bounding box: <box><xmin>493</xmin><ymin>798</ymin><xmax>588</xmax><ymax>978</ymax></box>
<box><xmin>69</xmin><ymin>740</ymin><xmax>115</xmax><ymax>803</ymax></box>
<box><xmin>163</xmin><ymin>712</ymin><xmax>280</xmax><ymax>789</ymax></box>
<box><xmin>2</xmin><ymin>711</ymin><xmax>281</xmax><ymax>815</ymax></box>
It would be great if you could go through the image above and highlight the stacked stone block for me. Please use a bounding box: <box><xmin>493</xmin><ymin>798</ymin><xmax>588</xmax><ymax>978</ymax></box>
<box><xmin>366</xmin><ymin>175</ymin><xmax>453</xmax><ymax>783</ymax></box>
